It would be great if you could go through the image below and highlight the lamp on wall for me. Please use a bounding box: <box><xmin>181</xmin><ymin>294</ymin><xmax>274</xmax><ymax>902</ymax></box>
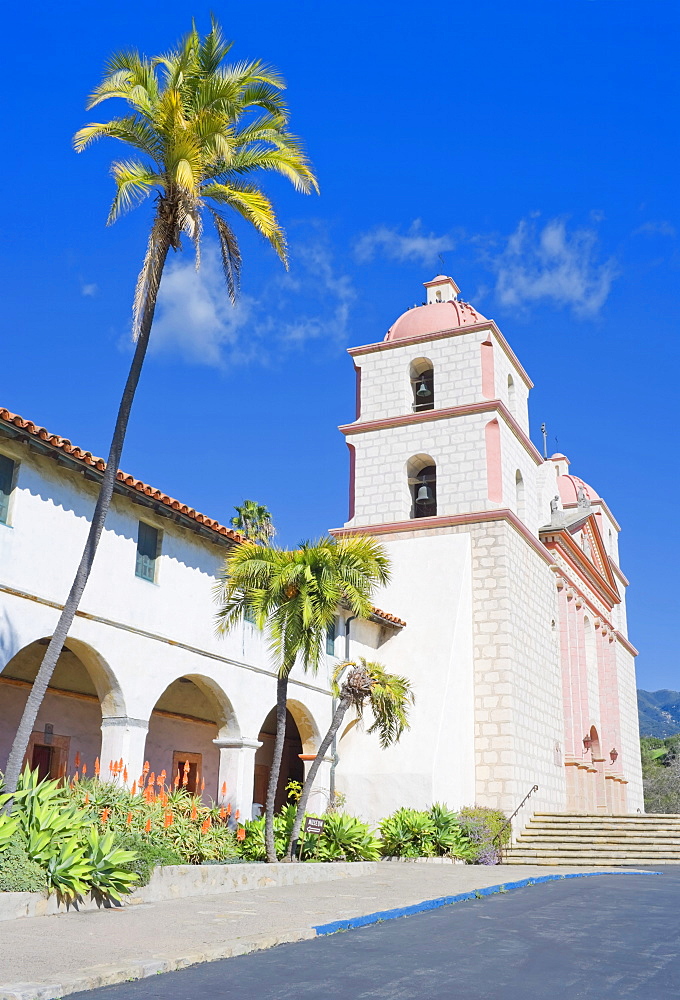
<box><xmin>582</xmin><ymin>734</ymin><xmax>593</xmax><ymax>753</ymax></box>
<box><xmin>609</xmin><ymin>748</ymin><xmax>619</xmax><ymax>765</ymax></box>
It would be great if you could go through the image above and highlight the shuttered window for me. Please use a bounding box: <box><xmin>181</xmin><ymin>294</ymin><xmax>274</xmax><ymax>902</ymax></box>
<box><xmin>135</xmin><ymin>521</ymin><xmax>159</xmax><ymax>582</ymax></box>
<box><xmin>326</xmin><ymin>618</ymin><xmax>337</xmax><ymax>656</ymax></box>
<box><xmin>0</xmin><ymin>454</ymin><xmax>15</xmax><ymax>525</ymax></box>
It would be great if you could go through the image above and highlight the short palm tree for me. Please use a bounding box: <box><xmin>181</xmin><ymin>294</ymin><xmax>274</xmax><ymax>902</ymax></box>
<box><xmin>2</xmin><ymin>19</ymin><xmax>317</xmax><ymax>797</ymax></box>
<box><xmin>231</xmin><ymin>500</ymin><xmax>275</xmax><ymax>544</ymax></box>
<box><xmin>285</xmin><ymin>658</ymin><xmax>413</xmax><ymax>860</ymax></box>
<box><xmin>215</xmin><ymin>536</ymin><xmax>390</xmax><ymax>862</ymax></box>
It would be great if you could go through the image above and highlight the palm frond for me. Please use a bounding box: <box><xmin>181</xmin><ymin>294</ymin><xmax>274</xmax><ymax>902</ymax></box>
<box><xmin>107</xmin><ymin>160</ymin><xmax>161</xmax><ymax>224</ymax></box>
<box><xmin>208</xmin><ymin>207</ymin><xmax>241</xmax><ymax>303</ymax></box>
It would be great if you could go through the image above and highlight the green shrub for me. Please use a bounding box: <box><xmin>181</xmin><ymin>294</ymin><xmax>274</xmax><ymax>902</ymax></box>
<box><xmin>456</xmin><ymin>806</ymin><xmax>509</xmax><ymax>864</ymax></box>
<box><xmin>0</xmin><ymin>836</ymin><xmax>48</xmax><ymax>893</ymax></box>
<box><xmin>379</xmin><ymin>804</ymin><xmax>475</xmax><ymax>860</ymax></box>
<box><xmin>113</xmin><ymin>832</ymin><xmax>184</xmax><ymax>886</ymax></box>
<box><xmin>305</xmin><ymin>813</ymin><xmax>381</xmax><ymax>862</ymax></box>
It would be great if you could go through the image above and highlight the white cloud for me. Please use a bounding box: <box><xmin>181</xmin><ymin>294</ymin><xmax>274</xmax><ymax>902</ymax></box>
<box><xmin>81</xmin><ymin>282</ymin><xmax>98</xmax><ymax>297</ymax></box>
<box><xmin>150</xmin><ymin>238</ymin><xmax>355</xmax><ymax>367</ymax></box>
<box><xmin>354</xmin><ymin>220</ymin><xmax>454</xmax><ymax>266</ymax></box>
<box><xmin>633</xmin><ymin>220</ymin><xmax>676</xmax><ymax>238</ymax></box>
<box><xmin>487</xmin><ymin>218</ymin><xmax>617</xmax><ymax>317</ymax></box>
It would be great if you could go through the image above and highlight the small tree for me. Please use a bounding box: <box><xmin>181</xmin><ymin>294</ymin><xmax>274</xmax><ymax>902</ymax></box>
<box><xmin>285</xmin><ymin>658</ymin><xmax>413</xmax><ymax>861</ymax></box>
<box><xmin>215</xmin><ymin>538</ymin><xmax>390</xmax><ymax>862</ymax></box>
<box><xmin>231</xmin><ymin>500</ymin><xmax>275</xmax><ymax>544</ymax></box>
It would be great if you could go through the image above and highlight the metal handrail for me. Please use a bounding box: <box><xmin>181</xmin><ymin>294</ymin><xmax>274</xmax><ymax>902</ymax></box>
<box><xmin>493</xmin><ymin>784</ymin><xmax>539</xmax><ymax>862</ymax></box>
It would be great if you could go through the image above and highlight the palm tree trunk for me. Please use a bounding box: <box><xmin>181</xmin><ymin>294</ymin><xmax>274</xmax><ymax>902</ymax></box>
<box><xmin>285</xmin><ymin>693</ymin><xmax>351</xmax><ymax>862</ymax></box>
<box><xmin>2</xmin><ymin>217</ymin><xmax>172</xmax><ymax>798</ymax></box>
<box><xmin>264</xmin><ymin>674</ymin><xmax>289</xmax><ymax>862</ymax></box>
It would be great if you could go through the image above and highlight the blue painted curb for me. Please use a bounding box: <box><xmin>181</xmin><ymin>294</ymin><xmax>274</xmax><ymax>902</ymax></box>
<box><xmin>313</xmin><ymin>870</ymin><xmax>662</xmax><ymax>936</ymax></box>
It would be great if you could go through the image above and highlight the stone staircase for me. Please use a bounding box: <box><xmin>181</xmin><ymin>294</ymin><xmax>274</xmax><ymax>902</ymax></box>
<box><xmin>504</xmin><ymin>812</ymin><xmax>680</xmax><ymax>866</ymax></box>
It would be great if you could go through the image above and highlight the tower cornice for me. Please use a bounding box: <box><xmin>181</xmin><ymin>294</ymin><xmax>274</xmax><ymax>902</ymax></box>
<box><xmin>347</xmin><ymin>319</ymin><xmax>533</xmax><ymax>390</ymax></box>
<box><xmin>339</xmin><ymin>399</ymin><xmax>544</xmax><ymax>465</ymax></box>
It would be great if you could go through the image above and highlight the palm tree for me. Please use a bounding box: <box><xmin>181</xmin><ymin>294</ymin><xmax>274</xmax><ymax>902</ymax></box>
<box><xmin>285</xmin><ymin>658</ymin><xmax>413</xmax><ymax>860</ymax></box>
<box><xmin>215</xmin><ymin>537</ymin><xmax>390</xmax><ymax>861</ymax></box>
<box><xmin>231</xmin><ymin>499</ymin><xmax>275</xmax><ymax>544</ymax></box>
<box><xmin>2</xmin><ymin>19</ymin><xmax>317</xmax><ymax>797</ymax></box>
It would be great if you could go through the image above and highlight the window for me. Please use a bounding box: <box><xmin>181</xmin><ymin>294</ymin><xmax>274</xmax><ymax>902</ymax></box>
<box><xmin>515</xmin><ymin>470</ymin><xmax>526</xmax><ymax>522</ymax></box>
<box><xmin>326</xmin><ymin>618</ymin><xmax>337</xmax><ymax>656</ymax></box>
<box><xmin>507</xmin><ymin>374</ymin><xmax>516</xmax><ymax>415</ymax></box>
<box><xmin>0</xmin><ymin>454</ymin><xmax>16</xmax><ymax>525</ymax></box>
<box><xmin>136</xmin><ymin>521</ymin><xmax>160</xmax><ymax>582</ymax></box>
<box><xmin>407</xmin><ymin>456</ymin><xmax>437</xmax><ymax>518</ymax></box>
<box><xmin>409</xmin><ymin>358</ymin><xmax>435</xmax><ymax>413</ymax></box>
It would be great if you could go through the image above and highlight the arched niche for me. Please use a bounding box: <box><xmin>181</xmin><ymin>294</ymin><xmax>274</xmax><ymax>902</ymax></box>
<box><xmin>409</xmin><ymin>358</ymin><xmax>434</xmax><ymax>413</ymax></box>
<box><xmin>144</xmin><ymin>674</ymin><xmax>239</xmax><ymax>800</ymax></box>
<box><xmin>407</xmin><ymin>454</ymin><xmax>437</xmax><ymax>519</ymax></box>
<box><xmin>0</xmin><ymin>636</ymin><xmax>124</xmax><ymax>781</ymax></box>
<box><xmin>515</xmin><ymin>469</ymin><xmax>526</xmax><ymax>522</ymax></box>
<box><xmin>507</xmin><ymin>374</ymin><xmax>516</xmax><ymax>415</ymax></box>
<box><xmin>253</xmin><ymin>705</ymin><xmax>310</xmax><ymax>813</ymax></box>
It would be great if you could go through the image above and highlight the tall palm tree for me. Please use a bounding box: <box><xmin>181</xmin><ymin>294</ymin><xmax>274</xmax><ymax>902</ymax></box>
<box><xmin>285</xmin><ymin>658</ymin><xmax>413</xmax><ymax>861</ymax></box>
<box><xmin>2</xmin><ymin>19</ymin><xmax>317</xmax><ymax>797</ymax></box>
<box><xmin>215</xmin><ymin>536</ymin><xmax>390</xmax><ymax>862</ymax></box>
<box><xmin>231</xmin><ymin>499</ymin><xmax>275</xmax><ymax>544</ymax></box>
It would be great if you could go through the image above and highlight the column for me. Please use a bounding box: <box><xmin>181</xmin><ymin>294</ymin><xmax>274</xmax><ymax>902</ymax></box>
<box><xmin>299</xmin><ymin>754</ymin><xmax>333</xmax><ymax>814</ymax></box>
<box><xmin>99</xmin><ymin>716</ymin><xmax>149</xmax><ymax>787</ymax></box>
<box><xmin>213</xmin><ymin>737</ymin><xmax>262</xmax><ymax>820</ymax></box>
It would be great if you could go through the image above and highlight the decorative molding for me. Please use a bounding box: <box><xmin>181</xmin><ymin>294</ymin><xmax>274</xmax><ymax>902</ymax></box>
<box><xmin>213</xmin><ymin>737</ymin><xmax>263</xmax><ymax>751</ymax></box>
<box><xmin>332</xmin><ymin>508</ymin><xmax>555</xmax><ymax>567</ymax></box>
<box><xmin>339</xmin><ymin>399</ymin><xmax>543</xmax><ymax>466</ymax></box>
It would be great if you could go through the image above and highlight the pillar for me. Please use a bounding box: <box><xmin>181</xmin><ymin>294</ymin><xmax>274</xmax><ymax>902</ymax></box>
<box><xmin>213</xmin><ymin>737</ymin><xmax>262</xmax><ymax>820</ymax></box>
<box><xmin>299</xmin><ymin>754</ymin><xmax>333</xmax><ymax>814</ymax></box>
<box><xmin>99</xmin><ymin>716</ymin><xmax>148</xmax><ymax>787</ymax></box>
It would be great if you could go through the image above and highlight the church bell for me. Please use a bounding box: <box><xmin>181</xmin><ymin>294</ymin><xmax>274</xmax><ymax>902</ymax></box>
<box><xmin>416</xmin><ymin>380</ymin><xmax>431</xmax><ymax>397</ymax></box>
<box><xmin>415</xmin><ymin>484</ymin><xmax>433</xmax><ymax>503</ymax></box>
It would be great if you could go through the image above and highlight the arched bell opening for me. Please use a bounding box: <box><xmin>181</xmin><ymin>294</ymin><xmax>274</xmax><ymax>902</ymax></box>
<box><xmin>515</xmin><ymin>469</ymin><xmax>526</xmax><ymax>523</ymax></box>
<box><xmin>409</xmin><ymin>358</ymin><xmax>435</xmax><ymax>413</ymax></box>
<box><xmin>144</xmin><ymin>674</ymin><xmax>238</xmax><ymax>801</ymax></box>
<box><xmin>0</xmin><ymin>636</ymin><xmax>123</xmax><ymax>781</ymax></box>
<box><xmin>407</xmin><ymin>454</ymin><xmax>437</xmax><ymax>519</ymax></box>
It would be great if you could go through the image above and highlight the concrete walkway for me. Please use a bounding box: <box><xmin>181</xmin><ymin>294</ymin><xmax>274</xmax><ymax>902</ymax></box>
<box><xmin>0</xmin><ymin>863</ymin><xmax>658</xmax><ymax>1000</ymax></box>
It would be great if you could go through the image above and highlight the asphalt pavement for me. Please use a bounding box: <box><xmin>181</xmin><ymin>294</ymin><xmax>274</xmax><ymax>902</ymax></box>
<box><xmin>73</xmin><ymin>867</ymin><xmax>679</xmax><ymax>1000</ymax></box>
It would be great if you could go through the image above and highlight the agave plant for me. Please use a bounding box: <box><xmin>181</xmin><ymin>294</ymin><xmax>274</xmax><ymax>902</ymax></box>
<box><xmin>84</xmin><ymin>828</ymin><xmax>139</xmax><ymax>900</ymax></box>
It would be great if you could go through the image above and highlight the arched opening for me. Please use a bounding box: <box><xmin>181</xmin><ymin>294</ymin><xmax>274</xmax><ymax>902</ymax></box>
<box><xmin>409</xmin><ymin>358</ymin><xmax>434</xmax><ymax>413</ymax></box>
<box><xmin>407</xmin><ymin>454</ymin><xmax>437</xmax><ymax>518</ymax></box>
<box><xmin>0</xmin><ymin>637</ymin><xmax>123</xmax><ymax>781</ymax></box>
<box><xmin>507</xmin><ymin>374</ymin><xmax>516</xmax><ymax>415</ymax></box>
<box><xmin>144</xmin><ymin>675</ymin><xmax>237</xmax><ymax>801</ymax></box>
<box><xmin>515</xmin><ymin>469</ymin><xmax>526</xmax><ymax>522</ymax></box>
<box><xmin>253</xmin><ymin>707</ymin><xmax>304</xmax><ymax>814</ymax></box>
<box><xmin>589</xmin><ymin>725</ymin><xmax>601</xmax><ymax>759</ymax></box>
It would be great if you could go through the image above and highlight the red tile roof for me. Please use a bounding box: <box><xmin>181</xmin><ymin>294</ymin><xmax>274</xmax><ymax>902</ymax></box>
<box><xmin>0</xmin><ymin>406</ymin><xmax>243</xmax><ymax>544</ymax></box>
<box><xmin>0</xmin><ymin>405</ymin><xmax>407</xmax><ymax>627</ymax></box>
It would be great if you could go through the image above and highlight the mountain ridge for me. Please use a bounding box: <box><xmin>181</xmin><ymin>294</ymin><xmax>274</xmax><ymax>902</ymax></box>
<box><xmin>638</xmin><ymin>689</ymin><xmax>680</xmax><ymax>738</ymax></box>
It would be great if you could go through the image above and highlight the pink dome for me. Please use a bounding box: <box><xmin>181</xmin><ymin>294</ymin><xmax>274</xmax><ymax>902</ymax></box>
<box><xmin>385</xmin><ymin>300</ymin><xmax>487</xmax><ymax>343</ymax></box>
<box><xmin>557</xmin><ymin>474</ymin><xmax>601</xmax><ymax>505</ymax></box>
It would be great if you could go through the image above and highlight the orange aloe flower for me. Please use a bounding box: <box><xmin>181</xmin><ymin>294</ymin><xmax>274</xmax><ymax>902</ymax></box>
<box><xmin>219</xmin><ymin>807</ymin><xmax>226</xmax><ymax>821</ymax></box>
<box><xmin>221</xmin><ymin>781</ymin><xmax>227</xmax><ymax>796</ymax></box>
<box><xmin>201</xmin><ymin>778</ymin><xmax>205</xmax><ymax>793</ymax></box>
<box><xmin>126</xmin><ymin>812</ymin><xmax>133</xmax><ymax>825</ymax></box>
<box><xmin>74</xmin><ymin>752</ymin><xmax>81</xmax><ymax>769</ymax></box>
<box><xmin>82</xmin><ymin>763</ymin><xmax>87</xmax><ymax>776</ymax></box>
<box><xmin>143</xmin><ymin>761</ymin><xmax>150</xmax><ymax>775</ymax></box>
<box><xmin>109</xmin><ymin>760</ymin><xmax>114</xmax><ymax>775</ymax></box>
<box><xmin>94</xmin><ymin>757</ymin><xmax>100</xmax><ymax>776</ymax></box>
<box><xmin>131</xmin><ymin>781</ymin><xmax>137</xmax><ymax>796</ymax></box>
<box><xmin>235</xmin><ymin>809</ymin><xmax>240</xmax><ymax>821</ymax></box>
<box><xmin>158</xmin><ymin>770</ymin><xmax>166</xmax><ymax>786</ymax></box>
<box><xmin>84</xmin><ymin>792</ymin><xmax>90</xmax><ymax>805</ymax></box>
<box><xmin>226</xmin><ymin>803</ymin><xmax>232</xmax><ymax>817</ymax></box>
<box><xmin>173</xmin><ymin>773</ymin><xmax>180</xmax><ymax>788</ymax></box>
<box><xmin>123</xmin><ymin>767</ymin><xmax>128</xmax><ymax>783</ymax></box>
<box><xmin>191</xmin><ymin>802</ymin><xmax>198</xmax><ymax>821</ymax></box>
<box><xmin>148</xmin><ymin>772</ymin><xmax>155</xmax><ymax>787</ymax></box>
<box><xmin>119</xmin><ymin>757</ymin><xmax>124</xmax><ymax>771</ymax></box>
<box><xmin>164</xmin><ymin>812</ymin><xmax>173</xmax><ymax>828</ymax></box>
<box><xmin>236</xmin><ymin>826</ymin><xmax>246</xmax><ymax>842</ymax></box>
<box><xmin>201</xmin><ymin>818</ymin><xmax>211</xmax><ymax>834</ymax></box>
<box><xmin>73</xmin><ymin>771</ymin><xmax>79</xmax><ymax>783</ymax></box>
<box><xmin>101</xmin><ymin>807</ymin><xmax>109</xmax><ymax>824</ymax></box>
<box><xmin>182</xmin><ymin>771</ymin><xmax>188</xmax><ymax>787</ymax></box>
<box><xmin>144</xmin><ymin>817</ymin><xmax>152</xmax><ymax>833</ymax></box>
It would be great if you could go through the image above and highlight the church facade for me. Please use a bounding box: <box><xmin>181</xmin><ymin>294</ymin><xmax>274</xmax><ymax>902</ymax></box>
<box><xmin>0</xmin><ymin>274</ymin><xmax>643</xmax><ymax>831</ymax></box>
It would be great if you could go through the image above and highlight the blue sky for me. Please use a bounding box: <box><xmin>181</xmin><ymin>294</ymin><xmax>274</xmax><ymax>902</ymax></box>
<box><xmin>1</xmin><ymin>1</ymin><xmax>678</xmax><ymax>689</ymax></box>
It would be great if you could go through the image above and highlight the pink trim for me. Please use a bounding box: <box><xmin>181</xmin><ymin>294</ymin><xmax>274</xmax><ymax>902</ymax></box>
<box><xmin>347</xmin><ymin>319</ymin><xmax>534</xmax><ymax>389</ymax></box>
<box><xmin>481</xmin><ymin>340</ymin><xmax>495</xmax><ymax>399</ymax></box>
<box><xmin>340</xmin><ymin>399</ymin><xmax>543</xmax><ymax>465</ymax></box>
<box><xmin>347</xmin><ymin>443</ymin><xmax>356</xmax><ymax>521</ymax></box>
<box><xmin>354</xmin><ymin>365</ymin><xmax>362</xmax><ymax>419</ymax></box>
<box><xmin>485</xmin><ymin>419</ymin><xmax>502</xmax><ymax>502</ymax></box>
<box><xmin>613</xmin><ymin>631</ymin><xmax>639</xmax><ymax>657</ymax></box>
<box><xmin>331</xmin><ymin>508</ymin><xmax>555</xmax><ymax>566</ymax></box>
